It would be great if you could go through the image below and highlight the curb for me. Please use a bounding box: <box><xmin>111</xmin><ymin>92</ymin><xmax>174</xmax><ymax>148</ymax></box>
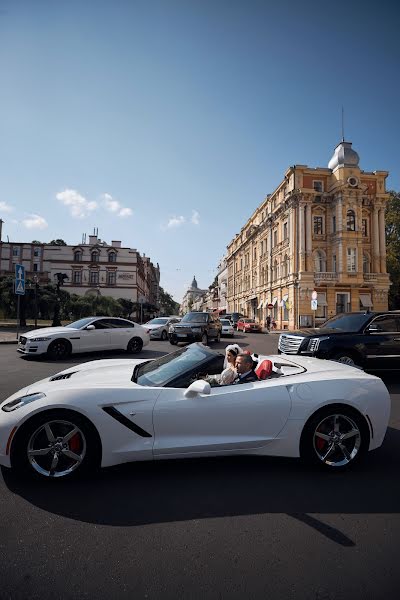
<box><xmin>0</xmin><ymin>340</ymin><xmax>18</xmax><ymax>344</ymax></box>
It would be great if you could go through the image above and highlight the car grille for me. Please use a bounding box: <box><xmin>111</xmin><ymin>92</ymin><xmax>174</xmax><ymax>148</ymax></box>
<box><xmin>19</xmin><ymin>336</ymin><xmax>27</xmax><ymax>344</ymax></box>
<box><xmin>174</xmin><ymin>327</ymin><xmax>194</xmax><ymax>333</ymax></box>
<box><xmin>49</xmin><ymin>372</ymin><xmax>76</xmax><ymax>381</ymax></box>
<box><xmin>278</xmin><ymin>334</ymin><xmax>304</xmax><ymax>354</ymax></box>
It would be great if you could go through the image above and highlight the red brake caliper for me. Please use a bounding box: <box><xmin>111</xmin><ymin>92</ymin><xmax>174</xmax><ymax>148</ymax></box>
<box><xmin>316</xmin><ymin>430</ymin><xmax>326</xmax><ymax>450</ymax></box>
<box><xmin>69</xmin><ymin>433</ymin><xmax>81</xmax><ymax>453</ymax></box>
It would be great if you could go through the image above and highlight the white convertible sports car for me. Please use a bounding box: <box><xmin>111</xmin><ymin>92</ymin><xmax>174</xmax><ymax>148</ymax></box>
<box><xmin>17</xmin><ymin>316</ymin><xmax>150</xmax><ymax>359</ymax></box>
<box><xmin>0</xmin><ymin>343</ymin><xmax>390</xmax><ymax>479</ymax></box>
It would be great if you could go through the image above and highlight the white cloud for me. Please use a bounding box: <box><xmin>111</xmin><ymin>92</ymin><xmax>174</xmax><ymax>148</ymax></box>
<box><xmin>101</xmin><ymin>193</ymin><xmax>133</xmax><ymax>218</ymax></box>
<box><xmin>166</xmin><ymin>216</ymin><xmax>185</xmax><ymax>228</ymax></box>
<box><xmin>0</xmin><ymin>201</ymin><xmax>14</xmax><ymax>213</ymax></box>
<box><xmin>22</xmin><ymin>214</ymin><xmax>48</xmax><ymax>230</ymax></box>
<box><xmin>191</xmin><ymin>210</ymin><xmax>200</xmax><ymax>225</ymax></box>
<box><xmin>56</xmin><ymin>189</ymin><xmax>97</xmax><ymax>218</ymax></box>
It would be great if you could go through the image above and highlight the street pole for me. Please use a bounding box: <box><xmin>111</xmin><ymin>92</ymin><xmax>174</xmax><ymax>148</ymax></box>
<box><xmin>34</xmin><ymin>276</ymin><xmax>38</xmax><ymax>328</ymax></box>
<box><xmin>16</xmin><ymin>295</ymin><xmax>20</xmax><ymax>340</ymax></box>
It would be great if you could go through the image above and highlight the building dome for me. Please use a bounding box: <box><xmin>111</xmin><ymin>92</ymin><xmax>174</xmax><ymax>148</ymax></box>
<box><xmin>191</xmin><ymin>275</ymin><xmax>198</xmax><ymax>289</ymax></box>
<box><xmin>328</xmin><ymin>141</ymin><xmax>360</xmax><ymax>170</ymax></box>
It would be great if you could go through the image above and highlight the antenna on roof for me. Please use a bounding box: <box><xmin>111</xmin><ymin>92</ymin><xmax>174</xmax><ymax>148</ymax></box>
<box><xmin>341</xmin><ymin>106</ymin><xmax>345</xmax><ymax>142</ymax></box>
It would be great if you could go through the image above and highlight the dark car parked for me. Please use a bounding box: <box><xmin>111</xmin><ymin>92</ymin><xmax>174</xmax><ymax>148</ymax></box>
<box><xmin>278</xmin><ymin>311</ymin><xmax>400</xmax><ymax>371</ymax></box>
<box><xmin>169</xmin><ymin>312</ymin><xmax>222</xmax><ymax>346</ymax></box>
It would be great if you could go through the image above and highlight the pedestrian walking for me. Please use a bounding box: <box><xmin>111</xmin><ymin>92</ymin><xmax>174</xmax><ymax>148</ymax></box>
<box><xmin>265</xmin><ymin>315</ymin><xmax>271</xmax><ymax>332</ymax></box>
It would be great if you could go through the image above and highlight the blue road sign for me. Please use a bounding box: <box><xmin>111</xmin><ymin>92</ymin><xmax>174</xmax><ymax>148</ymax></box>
<box><xmin>15</xmin><ymin>263</ymin><xmax>25</xmax><ymax>295</ymax></box>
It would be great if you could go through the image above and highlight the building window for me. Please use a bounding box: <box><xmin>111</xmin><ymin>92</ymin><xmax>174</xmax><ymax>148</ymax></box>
<box><xmin>34</xmin><ymin>247</ymin><xmax>41</xmax><ymax>257</ymax></box>
<box><xmin>283</xmin><ymin>222</ymin><xmax>288</xmax><ymax>240</ymax></box>
<box><xmin>332</xmin><ymin>215</ymin><xmax>336</xmax><ymax>233</ymax></box>
<box><xmin>254</xmin><ymin>247</ymin><xmax>257</xmax><ymax>261</ymax></box>
<box><xmin>91</xmin><ymin>251</ymin><xmax>99</xmax><ymax>262</ymax></box>
<box><xmin>313</xmin><ymin>180</ymin><xmax>323</xmax><ymax>193</ymax></box>
<box><xmin>363</xmin><ymin>253</ymin><xmax>370</xmax><ymax>274</ymax></box>
<box><xmin>74</xmin><ymin>251</ymin><xmax>82</xmax><ymax>262</ymax></box>
<box><xmin>316</xmin><ymin>292</ymin><xmax>327</xmax><ymax>319</ymax></box>
<box><xmin>33</xmin><ymin>263</ymin><xmax>39</xmax><ymax>272</ymax></box>
<box><xmin>314</xmin><ymin>250</ymin><xmax>326</xmax><ymax>272</ymax></box>
<box><xmin>347</xmin><ymin>248</ymin><xmax>357</xmax><ymax>272</ymax></box>
<box><xmin>347</xmin><ymin>210</ymin><xmax>356</xmax><ymax>231</ymax></box>
<box><xmin>73</xmin><ymin>271</ymin><xmax>82</xmax><ymax>284</ymax></box>
<box><xmin>362</xmin><ymin>218</ymin><xmax>368</xmax><ymax>237</ymax></box>
<box><xmin>89</xmin><ymin>270</ymin><xmax>99</xmax><ymax>284</ymax></box>
<box><xmin>107</xmin><ymin>271</ymin><xmax>116</xmax><ymax>285</ymax></box>
<box><xmin>332</xmin><ymin>254</ymin><xmax>337</xmax><ymax>272</ymax></box>
<box><xmin>313</xmin><ymin>216</ymin><xmax>323</xmax><ymax>235</ymax></box>
<box><xmin>108</xmin><ymin>252</ymin><xmax>117</xmax><ymax>263</ymax></box>
<box><xmin>12</xmin><ymin>247</ymin><xmax>20</xmax><ymax>257</ymax></box>
<box><xmin>273</xmin><ymin>230</ymin><xmax>278</xmax><ymax>247</ymax></box>
<box><xmin>336</xmin><ymin>293</ymin><xmax>350</xmax><ymax>314</ymax></box>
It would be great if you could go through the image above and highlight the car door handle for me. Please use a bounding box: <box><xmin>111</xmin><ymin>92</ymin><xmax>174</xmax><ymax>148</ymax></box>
<box><xmin>393</xmin><ymin>338</ymin><xmax>400</xmax><ymax>342</ymax></box>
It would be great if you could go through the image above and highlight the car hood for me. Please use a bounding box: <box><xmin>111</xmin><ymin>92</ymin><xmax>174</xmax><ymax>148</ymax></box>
<box><xmin>145</xmin><ymin>323</ymin><xmax>166</xmax><ymax>330</ymax></box>
<box><xmin>23</xmin><ymin>326</ymin><xmax>79</xmax><ymax>338</ymax></box>
<box><xmin>3</xmin><ymin>358</ymin><xmax>151</xmax><ymax>402</ymax></box>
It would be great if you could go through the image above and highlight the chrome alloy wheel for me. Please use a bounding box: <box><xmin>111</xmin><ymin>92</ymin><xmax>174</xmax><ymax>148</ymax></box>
<box><xmin>27</xmin><ymin>420</ymin><xmax>87</xmax><ymax>478</ymax></box>
<box><xmin>313</xmin><ymin>414</ymin><xmax>361</xmax><ymax>467</ymax></box>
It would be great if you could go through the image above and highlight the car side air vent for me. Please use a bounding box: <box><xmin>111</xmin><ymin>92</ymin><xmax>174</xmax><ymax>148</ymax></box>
<box><xmin>49</xmin><ymin>372</ymin><xmax>77</xmax><ymax>381</ymax></box>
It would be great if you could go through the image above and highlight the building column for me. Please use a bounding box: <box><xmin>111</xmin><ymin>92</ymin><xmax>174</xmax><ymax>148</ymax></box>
<box><xmin>305</xmin><ymin>203</ymin><xmax>312</xmax><ymax>270</ymax></box>
<box><xmin>373</xmin><ymin>206</ymin><xmax>380</xmax><ymax>273</ymax></box>
<box><xmin>337</xmin><ymin>197</ymin><xmax>343</xmax><ymax>273</ymax></box>
<box><xmin>298</xmin><ymin>204</ymin><xmax>305</xmax><ymax>271</ymax></box>
<box><xmin>379</xmin><ymin>208</ymin><xmax>386</xmax><ymax>273</ymax></box>
<box><xmin>289</xmin><ymin>208</ymin><xmax>295</xmax><ymax>274</ymax></box>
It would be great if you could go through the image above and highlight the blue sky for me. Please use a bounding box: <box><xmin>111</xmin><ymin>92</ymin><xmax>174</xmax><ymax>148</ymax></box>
<box><xmin>0</xmin><ymin>0</ymin><xmax>399</xmax><ymax>302</ymax></box>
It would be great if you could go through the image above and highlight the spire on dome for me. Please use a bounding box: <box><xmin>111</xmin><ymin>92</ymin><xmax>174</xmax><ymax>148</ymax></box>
<box><xmin>191</xmin><ymin>275</ymin><xmax>198</xmax><ymax>289</ymax></box>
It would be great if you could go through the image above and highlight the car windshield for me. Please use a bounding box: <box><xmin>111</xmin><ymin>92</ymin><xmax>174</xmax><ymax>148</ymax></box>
<box><xmin>320</xmin><ymin>313</ymin><xmax>371</xmax><ymax>332</ymax></box>
<box><xmin>221</xmin><ymin>320</ymin><xmax>231</xmax><ymax>325</ymax></box>
<box><xmin>65</xmin><ymin>318</ymin><xmax>95</xmax><ymax>329</ymax></box>
<box><xmin>146</xmin><ymin>318</ymin><xmax>169</xmax><ymax>325</ymax></box>
<box><xmin>134</xmin><ymin>343</ymin><xmax>215</xmax><ymax>387</ymax></box>
<box><xmin>242</xmin><ymin>319</ymin><xmax>253</xmax><ymax>323</ymax></box>
<box><xmin>181</xmin><ymin>313</ymin><xmax>208</xmax><ymax>323</ymax></box>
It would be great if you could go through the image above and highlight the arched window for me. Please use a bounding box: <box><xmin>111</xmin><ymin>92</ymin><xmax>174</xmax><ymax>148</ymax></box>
<box><xmin>363</xmin><ymin>252</ymin><xmax>370</xmax><ymax>274</ymax></box>
<box><xmin>347</xmin><ymin>210</ymin><xmax>356</xmax><ymax>231</ymax></box>
<box><xmin>91</xmin><ymin>250</ymin><xmax>99</xmax><ymax>262</ymax></box>
<box><xmin>314</xmin><ymin>250</ymin><xmax>326</xmax><ymax>273</ymax></box>
<box><xmin>74</xmin><ymin>250</ymin><xmax>82</xmax><ymax>262</ymax></box>
<box><xmin>273</xmin><ymin>259</ymin><xmax>278</xmax><ymax>281</ymax></box>
<box><xmin>108</xmin><ymin>252</ymin><xmax>116</xmax><ymax>263</ymax></box>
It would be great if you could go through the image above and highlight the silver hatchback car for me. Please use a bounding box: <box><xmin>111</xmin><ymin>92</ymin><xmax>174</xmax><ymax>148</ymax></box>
<box><xmin>144</xmin><ymin>316</ymin><xmax>181</xmax><ymax>340</ymax></box>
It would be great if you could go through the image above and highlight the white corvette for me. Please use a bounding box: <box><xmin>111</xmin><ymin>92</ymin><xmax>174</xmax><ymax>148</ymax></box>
<box><xmin>0</xmin><ymin>343</ymin><xmax>390</xmax><ymax>479</ymax></box>
<box><xmin>17</xmin><ymin>316</ymin><xmax>150</xmax><ymax>359</ymax></box>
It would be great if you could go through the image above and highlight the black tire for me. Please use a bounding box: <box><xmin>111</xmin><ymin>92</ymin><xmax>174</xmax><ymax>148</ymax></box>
<box><xmin>47</xmin><ymin>339</ymin><xmax>71</xmax><ymax>360</ymax></box>
<box><xmin>331</xmin><ymin>351</ymin><xmax>362</xmax><ymax>368</ymax></box>
<box><xmin>201</xmin><ymin>333</ymin><xmax>208</xmax><ymax>345</ymax></box>
<box><xmin>300</xmin><ymin>406</ymin><xmax>369</xmax><ymax>471</ymax></box>
<box><xmin>11</xmin><ymin>409</ymin><xmax>101</xmax><ymax>481</ymax></box>
<box><xmin>169</xmin><ymin>337</ymin><xmax>177</xmax><ymax>345</ymax></box>
<box><xmin>161</xmin><ymin>330</ymin><xmax>168</xmax><ymax>341</ymax></box>
<box><xmin>127</xmin><ymin>337</ymin><xmax>143</xmax><ymax>354</ymax></box>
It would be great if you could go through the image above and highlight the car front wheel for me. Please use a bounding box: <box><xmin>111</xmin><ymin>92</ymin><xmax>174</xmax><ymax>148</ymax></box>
<box><xmin>11</xmin><ymin>411</ymin><xmax>100</xmax><ymax>480</ymax></box>
<box><xmin>47</xmin><ymin>339</ymin><xmax>71</xmax><ymax>360</ymax></box>
<box><xmin>161</xmin><ymin>330</ymin><xmax>168</xmax><ymax>341</ymax></box>
<box><xmin>301</xmin><ymin>408</ymin><xmax>368</xmax><ymax>470</ymax></box>
<box><xmin>331</xmin><ymin>351</ymin><xmax>361</xmax><ymax>368</ymax></box>
<box><xmin>201</xmin><ymin>333</ymin><xmax>208</xmax><ymax>345</ymax></box>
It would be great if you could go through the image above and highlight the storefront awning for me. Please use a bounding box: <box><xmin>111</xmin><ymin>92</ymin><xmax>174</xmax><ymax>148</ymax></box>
<box><xmin>257</xmin><ymin>300</ymin><xmax>264</xmax><ymax>309</ymax></box>
<box><xmin>272</xmin><ymin>297</ymin><xmax>278</xmax><ymax>306</ymax></box>
<box><xmin>360</xmin><ymin>293</ymin><xmax>373</xmax><ymax>307</ymax></box>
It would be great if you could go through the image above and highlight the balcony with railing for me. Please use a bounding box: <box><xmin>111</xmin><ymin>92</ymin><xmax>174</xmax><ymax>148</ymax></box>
<box><xmin>314</xmin><ymin>272</ymin><xmax>338</xmax><ymax>282</ymax></box>
<box><xmin>363</xmin><ymin>273</ymin><xmax>379</xmax><ymax>282</ymax></box>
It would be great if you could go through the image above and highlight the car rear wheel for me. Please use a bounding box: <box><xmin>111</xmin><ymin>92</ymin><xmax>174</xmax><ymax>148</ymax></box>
<box><xmin>47</xmin><ymin>339</ymin><xmax>71</xmax><ymax>360</ymax></box>
<box><xmin>11</xmin><ymin>411</ymin><xmax>100</xmax><ymax>480</ymax></box>
<box><xmin>161</xmin><ymin>330</ymin><xmax>167</xmax><ymax>341</ymax></box>
<box><xmin>127</xmin><ymin>337</ymin><xmax>143</xmax><ymax>354</ymax></box>
<box><xmin>301</xmin><ymin>408</ymin><xmax>368</xmax><ymax>470</ymax></box>
<box><xmin>201</xmin><ymin>333</ymin><xmax>208</xmax><ymax>345</ymax></box>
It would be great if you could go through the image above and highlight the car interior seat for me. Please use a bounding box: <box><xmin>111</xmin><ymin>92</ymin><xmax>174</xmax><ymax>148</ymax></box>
<box><xmin>255</xmin><ymin>359</ymin><xmax>273</xmax><ymax>380</ymax></box>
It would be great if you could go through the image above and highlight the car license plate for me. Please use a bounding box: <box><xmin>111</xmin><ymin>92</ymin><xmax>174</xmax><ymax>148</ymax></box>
<box><xmin>176</xmin><ymin>334</ymin><xmax>186</xmax><ymax>338</ymax></box>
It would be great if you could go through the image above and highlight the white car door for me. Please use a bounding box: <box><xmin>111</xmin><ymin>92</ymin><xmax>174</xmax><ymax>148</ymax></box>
<box><xmin>152</xmin><ymin>380</ymin><xmax>292</xmax><ymax>457</ymax></box>
<box><xmin>102</xmin><ymin>318</ymin><xmax>133</xmax><ymax>350</ymax></box>
<box><xmin>79</xmin><ymin>319</ymin><xmax>112</xmax><ymax>352</ymax></box>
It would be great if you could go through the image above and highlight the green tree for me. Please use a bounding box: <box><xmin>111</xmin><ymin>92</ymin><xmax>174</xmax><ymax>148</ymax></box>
<box><xmin>31</xmin><ymin>240</ymin><xmax>42</xmax><ymax>244</ymax></box>
<box><xmin>49</xmin><ymin>239</ymin><xmax>67</xmax><ymax>245</ymax></box>
<box><xmin>386</xmin><ymin>190</ymin><xmax>400</xmax><ymax>309</ymax></box>
<box><xmin>158</xmin><ymin>287</ymin><xmax>180</xmax><ymax>315</ymax></box>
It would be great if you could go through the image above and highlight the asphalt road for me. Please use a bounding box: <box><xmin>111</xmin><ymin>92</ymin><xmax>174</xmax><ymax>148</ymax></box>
<box><xmin>0</xmin><ymin>333</ymin><xmax>400</xmax><ymax>600</ymax></box>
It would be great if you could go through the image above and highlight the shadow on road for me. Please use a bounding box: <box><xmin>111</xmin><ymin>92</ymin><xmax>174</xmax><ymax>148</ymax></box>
<box><xmin>2</xmin><ymin>427</ymin><xmax>400</xmax><ymax>547</ymax></box>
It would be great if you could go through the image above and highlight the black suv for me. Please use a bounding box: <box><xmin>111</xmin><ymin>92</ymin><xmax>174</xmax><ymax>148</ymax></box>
<box><xmin>278</xmin><ymin>311</ymin><xmax>400</xmax><ymax>371</ymax></box>
<box><xmin>224</xmin><ymin>312</ymin><xmax>246</xmax><ymax>329</ymax></box>
<box><xmin>169</xmin><ymin>312</ymin><xmax>222</xmax><ymax>345</ymax></box>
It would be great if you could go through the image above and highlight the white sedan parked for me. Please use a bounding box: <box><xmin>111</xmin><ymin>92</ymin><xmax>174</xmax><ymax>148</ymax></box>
<box><xmin>17</xmin><ymin>317</ymin><xmax>150</xmax><ymax>359</ymax></box>
<box><xmin>220</xmin><ymin>318</ymin><xmax>235</xmax><ymax>337</ymax></box>
<box><xmin>144</xmin><ymin>316</ymin><xmax>181</xmax><ymax>340</ymax></box>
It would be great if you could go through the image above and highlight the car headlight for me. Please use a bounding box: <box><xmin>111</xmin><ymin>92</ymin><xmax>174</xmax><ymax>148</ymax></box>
<box><xmin>2</xmin><ymin>392</ymin><xmax>46</xmax><ymax>412</ymax></box>
<box><xmin>307</xmin><ymin>336</ymin><xmax>329</xmax><ymax>352</ymax></box>
<box><xmin>29</xmin><ymin>337</ymin><xmax>51</xmax><ymax>342</ymax></box>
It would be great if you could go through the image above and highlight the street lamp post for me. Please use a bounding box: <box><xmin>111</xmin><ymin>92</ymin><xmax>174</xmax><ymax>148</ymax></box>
<box><xmin>33</xmin><ymin>275</ymin><xmax>39</xmax><ymax>328</ymax></box>
<box><xmin>52</xmin><ymin>273</ymin><xmax>68</xmax><ymax>327</ymax></box>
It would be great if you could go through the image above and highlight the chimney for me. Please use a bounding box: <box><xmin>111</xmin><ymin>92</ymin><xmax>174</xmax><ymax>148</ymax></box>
<box><xmin>0</xmin><ymin>219</ymin><xmax>3</xmax><ymax>242</ymax></box>
<box><xmin>111</xmin><ymin>240</ymin><xmax>121</xmax><ymax>248</ymax></box>
<box><xmin>88</xmin><ymin>235</ymin><xmax>98</xmax><ymax>245</ymax></box>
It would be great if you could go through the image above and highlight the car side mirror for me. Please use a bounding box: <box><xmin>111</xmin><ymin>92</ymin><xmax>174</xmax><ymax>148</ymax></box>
<box><xmin>184</xmin><ymin>380</ymin><xmax>211</xmax><ymax>398</ymax></box>
<box><xmin>86</xmin><ymin>324</ymin><xmax>95</xmax><ymax>330</ymax></box>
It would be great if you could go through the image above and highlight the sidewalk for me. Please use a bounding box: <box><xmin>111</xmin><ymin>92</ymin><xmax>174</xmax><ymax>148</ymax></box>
<box><xmin>0</xmin><ymin>331</ymin><xmax>18</xmax><ymax>344</ymax></box>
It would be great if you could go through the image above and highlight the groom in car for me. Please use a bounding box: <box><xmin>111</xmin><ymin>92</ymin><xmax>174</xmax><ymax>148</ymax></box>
<box><xmin>233</xmin><ymin>353</ymin><xmax>259</xmax><ymax>384</ymax></box>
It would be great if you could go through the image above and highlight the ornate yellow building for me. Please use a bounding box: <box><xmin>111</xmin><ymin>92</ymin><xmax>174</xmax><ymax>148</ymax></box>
<box><xmin>226</xmin><ymin>140</ymin><xmax>390</xmax><ymax>330</ymax></box>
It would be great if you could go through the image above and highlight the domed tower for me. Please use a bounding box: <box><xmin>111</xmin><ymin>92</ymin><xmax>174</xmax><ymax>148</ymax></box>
<box><xmin>191</xmin><ymin>275</ymin><xmax>198</xmax><ymax>290</ymax></box>
<box><xmin>328</xmin><ymin>140</ymin><xmax>360</xmax><ymax>171</ymax></box>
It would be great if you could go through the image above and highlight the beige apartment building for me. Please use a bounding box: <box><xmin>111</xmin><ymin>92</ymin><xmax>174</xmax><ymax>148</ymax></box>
<box><xmin>226</xmin><ymin>139</ymin><xmax>390</xmax><ymax>330</ymax></box>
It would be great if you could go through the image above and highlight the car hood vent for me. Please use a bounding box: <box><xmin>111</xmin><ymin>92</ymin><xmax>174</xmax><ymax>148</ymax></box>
<box><xmin>49</xmin><ymin>372</ymin><xmax>77</xmax><ymax>381</ymax></box>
